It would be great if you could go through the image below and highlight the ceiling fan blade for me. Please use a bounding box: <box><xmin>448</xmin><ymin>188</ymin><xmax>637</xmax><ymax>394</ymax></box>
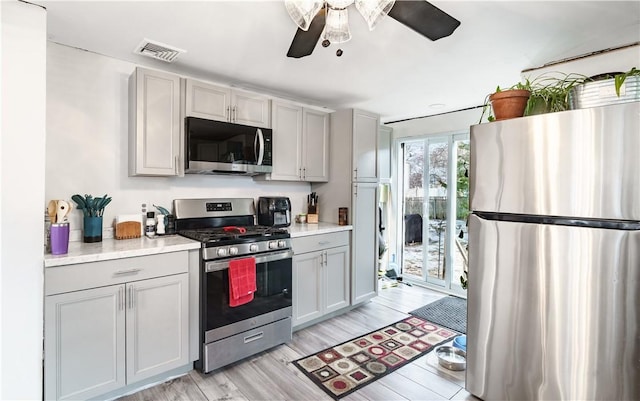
<box><xmin>388</xmin><ymin>1</ymin><xmax>460</xmax><ymax>41</ymax></box>
<box><xmin>287</xmin><ymin>8</ymin><xmax>326</xmax><ymax>58</ymax></box>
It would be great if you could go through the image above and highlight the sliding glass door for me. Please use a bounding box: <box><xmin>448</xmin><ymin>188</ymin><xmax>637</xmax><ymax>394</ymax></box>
<box><xmin>399</xmin><ymin>133</ymin><xmax>469</xmax><ymax>294</ymax></box>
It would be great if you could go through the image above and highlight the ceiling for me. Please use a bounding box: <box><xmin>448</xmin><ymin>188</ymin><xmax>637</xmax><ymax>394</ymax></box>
<box><xmin>35</xmin><ymin>1</ymin><xmax>640</xmax><ymax>123</ymax></box>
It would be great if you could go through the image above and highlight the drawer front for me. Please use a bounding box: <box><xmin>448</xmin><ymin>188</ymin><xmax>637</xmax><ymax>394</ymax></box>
<box><xmin>292</xmin><ymin>231</ymin><xmax>350</xmax><ymax>254</ymax></box>
<box><xmin>203</xmin><ymin>317</ymin><xmax>292</xmax><ymax>373</ymax></box>
<box><xmin>45</xmin><ymin>251</ymin><xmax>188</xmax><ymax>296</ymax></box>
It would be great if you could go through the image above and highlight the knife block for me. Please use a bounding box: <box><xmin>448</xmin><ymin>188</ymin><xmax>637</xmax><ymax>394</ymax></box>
<box><xmin>307</xmin><ymin>203</ymin><xmax>318</xmax><ymax>224</ymax></box>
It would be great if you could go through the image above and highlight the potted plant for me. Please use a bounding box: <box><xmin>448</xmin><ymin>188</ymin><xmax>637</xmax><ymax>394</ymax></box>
<box><xmin>479</xmin><ymin>68</ymin><xmax>638</xmax><ymax>123</ymax></box>
<box><xmin>481</xmin><ymin>81</ymin><xmax>532</xmax><ymax>122</ymax></box>
<box><xmin>72</xmin><ymin>193</ymin><xmax>112</xmax><ymax>243</ymax></box>
<box><xmin>568</xmin><ymin>67</ymin><xmax>640</xmax><ymax>108</ymax></box>
<box><xmin>525</xmin><ymin>73</ymin><xmax>588</xmax><ymax>115</ymax></box>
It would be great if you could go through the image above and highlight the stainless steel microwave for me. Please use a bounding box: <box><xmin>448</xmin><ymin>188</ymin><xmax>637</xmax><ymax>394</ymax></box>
<box><xmin>185</xmin><ymin>117</ymin><xmax>273</xmax><ymax>176</ymax></box>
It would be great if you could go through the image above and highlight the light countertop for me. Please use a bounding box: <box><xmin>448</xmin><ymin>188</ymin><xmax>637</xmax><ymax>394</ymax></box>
<box><xmin>44</xmin><ymin>223</ymin><xmax>351</xmax><ymax>267</ymax></box>
<box><xmin>288</xmin><ymin>222</ymin><xmax>352</xmax><ymax>238</ymax></box>
<box><xmin>44</xmin><ymin>235</ymin><xmax>201</xmax><ymax>267</ymax></box>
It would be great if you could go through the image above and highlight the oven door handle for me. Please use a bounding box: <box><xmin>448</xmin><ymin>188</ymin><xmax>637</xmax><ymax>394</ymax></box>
<box><xmin>205</xmin><ymin>250</ymin><xmax>294</xmax><ymax>273</ymax></box>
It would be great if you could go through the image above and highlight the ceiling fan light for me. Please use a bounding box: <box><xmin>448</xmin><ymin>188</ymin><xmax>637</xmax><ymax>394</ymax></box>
<box><xmin>355</xmin><ymin>0</ymin><xmax>395</xmax><ymax>30</ymax></box>
<box><xmin>326</xmin><ymin>0</ymin><xmax>354</xmax><ymax>9</ymax></box>
<box><xmin>284</xmin><ymin>0</ymin><xmax>324</xmax><ymax>31</ymax></box>
<box><xmin>324</xmin><ymin>7</ymin><xmax>352</xmax><ymax>43</ymax></box>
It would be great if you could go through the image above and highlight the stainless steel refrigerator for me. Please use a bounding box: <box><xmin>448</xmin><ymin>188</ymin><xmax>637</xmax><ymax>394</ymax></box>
<box><xmin>466</xmin><ymin>102</ymin><xmax>639</xmax><ymax>400</ymax></box>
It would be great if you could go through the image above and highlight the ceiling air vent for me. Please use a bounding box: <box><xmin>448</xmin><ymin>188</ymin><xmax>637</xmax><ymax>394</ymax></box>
<box><xmin>134</xmin><ymin>39</ymin><xmax>186</xmax><ymax>63</ymax></box>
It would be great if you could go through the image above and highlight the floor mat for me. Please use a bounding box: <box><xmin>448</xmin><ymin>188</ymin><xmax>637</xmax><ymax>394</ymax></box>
<box><xmin>292</xmin><ymin>316</ymin><xmax>458</xmax><ymax>400</ymax></box>
<box><xmin>408</xmin><ymin>296</ymin><xmax>467</xmax><ymax>334</ymax></box>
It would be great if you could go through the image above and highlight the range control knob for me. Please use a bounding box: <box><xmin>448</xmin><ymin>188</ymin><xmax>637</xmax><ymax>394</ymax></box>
<box><xmin>229</xmin><ymin>247</ymin><xmax>239</xmax><ymax>256</ymax></box>
<box><xmin>249</xmin><ymin>244</ymin><xmax>259</xmax><ymax>252</ymax></box>
<box><xmin>268</xmin><ymin>241</ymin><xmax>277</xmax><ymax>249</ymax></box>
<box><xmin>217</xmin><ymin>248</ymin><xmax>228</xmax><ymax>257</ymax></box>
<box><xmin>278</xmin><ymin>240</ymin><xmax>287</xmax><ymax>248</ymax></box>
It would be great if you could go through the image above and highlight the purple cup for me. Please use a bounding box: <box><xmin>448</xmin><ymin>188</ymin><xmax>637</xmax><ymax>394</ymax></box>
<box><xmin>50</xmin><ymin>223</ymin><xmax>70</xmax><ymax>255</ymax></box>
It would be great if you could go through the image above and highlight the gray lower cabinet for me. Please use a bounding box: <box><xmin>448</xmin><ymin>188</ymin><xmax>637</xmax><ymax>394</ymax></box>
<box><xmin>292</xmin><ymin>232</ymin><xmax>350</xmax><ymax>328</ymax></box>
<box><xmin>44</xmin><ymin>252</ymin><xmax>189</xmax><ymax>401</ymax></box>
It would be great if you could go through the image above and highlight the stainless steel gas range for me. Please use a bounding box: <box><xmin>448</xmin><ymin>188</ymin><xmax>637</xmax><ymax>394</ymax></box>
<box><xmin>174</xmin><ymin>198</ymin><xmax>292</xmax><ymax>373</ymax></box>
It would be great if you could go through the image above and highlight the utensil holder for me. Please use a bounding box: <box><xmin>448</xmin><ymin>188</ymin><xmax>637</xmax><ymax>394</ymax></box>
<box><xmin>83</xmin><ymin>216</ymin><xmax>103</xmax><ymax>243</ymax></box>
<box><xmin>50</xmin><ymin>223</ymin><xmax>70</xmax><ymax>255</ymax></box>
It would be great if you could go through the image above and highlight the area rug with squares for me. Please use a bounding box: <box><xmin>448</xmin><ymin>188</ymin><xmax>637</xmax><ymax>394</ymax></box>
<box><xmin>292</xmin><ymin>316</ymin><xmax>459</xmax><ymax>399</ymax></box>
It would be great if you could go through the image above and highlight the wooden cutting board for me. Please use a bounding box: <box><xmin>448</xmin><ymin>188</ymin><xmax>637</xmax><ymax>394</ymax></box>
<box><xmin>115</xmin><ymin>221</ymin><xmax>142</xmax><ymax>240</ymax></box>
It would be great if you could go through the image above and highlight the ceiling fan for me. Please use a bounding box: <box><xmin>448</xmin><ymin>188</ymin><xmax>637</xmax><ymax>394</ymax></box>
<box><xmin>285</xmin><ymin>0</ymin><xmax>461</xmax><ymax>58</ymax></box>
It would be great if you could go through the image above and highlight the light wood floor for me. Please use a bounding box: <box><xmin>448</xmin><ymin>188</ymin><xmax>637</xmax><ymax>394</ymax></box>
<box><xmin>118</xmin><ymin>282</ymin><xmax>477</xmax><ymax>401</ymax></box>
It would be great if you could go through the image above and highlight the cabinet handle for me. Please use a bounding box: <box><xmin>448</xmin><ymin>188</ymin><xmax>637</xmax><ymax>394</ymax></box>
<box><xmin>128</xmin><ymin>286</ymin><xmax>134</xmax><ymax>309</ymax></box>
<box><xmin>303</xmin><ymin>167</ymin><xmax>306</xmax><ymax>180</ymax></box>
<box><xmin>354</xmin><ymin>168</ymin><xmax>358</xmax><ymax>180</ymax></box>
<box><xmin>233</xmin><ymin>106</ymin><xmax>237</xmax><ymax>122</ymax></box>
<box><xmin>298</xmin><ymin>168</ymin><xmax>302</xmax><ymax>180</ymax></box>
<box><xmin>118</xmin><ymin>287</ymin><xmax>124</xmax><ymax>311</ymax></box>
<box><xmin>318</xmin><ymin>241</ymin><xmax>330</xmax><ymax>245</ymax></box>
<box><xmin>114</xmin><ymin>268</ymin><xmax>141</xmax><ymax>276</ymax></box>
<box><xmin>244</xmin><ymin>331</ymin><xmax>264</xmax><ymax>343</ymax></box>
<box><xmin>226</xmin><ymin>105</ymin><xmax>231</xmax><ymax>121</ymax></box>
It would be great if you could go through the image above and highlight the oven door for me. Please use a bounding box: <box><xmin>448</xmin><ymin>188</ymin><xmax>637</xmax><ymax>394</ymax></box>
<box><xmin>202</xmin><ymin>250</ymin><xmax>292</xmax><ymax>342</ymax></box>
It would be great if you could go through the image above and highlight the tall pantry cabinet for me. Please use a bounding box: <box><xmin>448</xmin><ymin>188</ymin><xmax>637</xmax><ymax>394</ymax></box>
<box><xmin>312</xmin><ymin>109</ymin><xmax>379</xmax><ymax>305</ymax></box>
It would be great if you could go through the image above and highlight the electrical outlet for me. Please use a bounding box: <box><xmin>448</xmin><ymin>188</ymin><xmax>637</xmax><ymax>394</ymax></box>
<box><xmin>103</xmin><ymin>227</ymin><xmax>114</xmax><ymax>239</ymax></box>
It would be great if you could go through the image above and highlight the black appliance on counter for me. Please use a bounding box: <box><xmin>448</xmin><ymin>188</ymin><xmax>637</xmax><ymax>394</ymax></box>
<box><xmin>257</xmin><ymin>196</ymin><xmax>291</xmax><ymax>227</ymax></box>
<box><xmin>174</xmin><ymin>198</ymin><xmax>292</xmax><ymax>373</ymax></box>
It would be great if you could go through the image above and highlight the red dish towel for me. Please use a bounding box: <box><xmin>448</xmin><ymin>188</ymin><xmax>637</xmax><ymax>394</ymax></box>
<box><xmin>228</xmin><ymin>257</ymin><xmax>257</xmax><ymax>307</ymax></box>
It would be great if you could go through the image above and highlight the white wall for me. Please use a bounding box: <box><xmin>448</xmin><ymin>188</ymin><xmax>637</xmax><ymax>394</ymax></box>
<box><xmin>46</xmin><ymin>43</ymin><xmax>312</xmax><ymax>240</ymax></box>
<box><xmin>522</xmin><ymin>44</ymin><xmax>640</xmax><ymax>81</ymax></box>
<box><xmin>1</xmin><ymin>1</ymin><xmax>47</xmax><ymax>399</ymax></box>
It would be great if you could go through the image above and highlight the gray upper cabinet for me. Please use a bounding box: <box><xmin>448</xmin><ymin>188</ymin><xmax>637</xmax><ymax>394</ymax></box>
<box><xmin>184</xmin><ymin>79</ymin><xmax>271</xmax><ymax>128</ymax></box>
<box><xmin>353</xmin><ymin>109</ymin><xmax>379</xmax><ymax>182</ymax></box>
<box><xmin>302</xmin><ymin>108</ymin><xmax>330</xmax><ymax>182</ymax></box>
<box><xmin>262</xmin><ymin>101</ymin><xmax>329</xmax><ymax>182</ymax></box>
<box><xmin>128</xmin><ymin>67</ymin><xmax>181</xmax><ymax>176</ymax></box>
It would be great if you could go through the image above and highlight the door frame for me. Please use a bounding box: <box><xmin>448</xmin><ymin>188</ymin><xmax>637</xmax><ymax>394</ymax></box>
<box><xmin>393</xmin><ymin>131</ymin><xmax>469</xmax><ymax>297</ymax></box>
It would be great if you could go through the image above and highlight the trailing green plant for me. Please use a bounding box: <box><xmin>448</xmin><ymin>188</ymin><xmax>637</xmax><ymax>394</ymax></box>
<box><xmin>525</xmin><ymin>72</ymin><xmax>589</xmax><ymax>115</ymax></box>
<box><xmin>71</xmin><ymin>194</ymin><xmax>112</xmax><ymax>217</ymax></box>
<box><xmin>614</xmin><ymin>67</ymin><xmax>639</xmax><ymax>96</ymax></box>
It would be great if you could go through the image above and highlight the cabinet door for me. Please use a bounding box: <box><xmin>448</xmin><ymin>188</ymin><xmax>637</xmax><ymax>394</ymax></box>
<box><xmin>126</xmin><ymin>274</ymin><xmax>189</xmax><ymax>384</ymax></box>
<box><xmin>129</xmin><ymin>68</ymin><xmax>181</xmax><ymax>176</ymax></box>
<box><xmin>184</xmin><ymin>79</ymin><xmax>231</xmax><ymax>122</ymax></box>
<box><xmin>292</xmin><ymin>251</ymin><xmax>323</xmax><ymax>327</ymax></box>
<box><xmin>231</xmin><ymin>90</ymin><xmax>271</xmax><ymax>128</ymax></box>
<box><xmin>270</xmin><ymin>101</ymin><xmax>303</xmax><ymax>181</ymax></box>
<box><xmin>324</xmin><ymin>245</ymin><xmax>350</xmax><ymax>313</ymax></box>
<box><xmin>352</xmin><ymin>110</ymin><xmax>379</xmax><ymax>182</ymax></box>
<box><xmin>45</xmin><ymin>285</ymin><xmax>126</xmax><ymax>401</ymax></box>
<box><xmin>303</xmin><ymin>109</ymin><xmax>330</xmax><ymax>182</ymax></box>
<box><xmin>378</xmin><ymin>125</ymin><xmax>392</xmax><ymax>181</ymax></box>
<box><xmin>352</xmin><ymin>183</ymin><xmax>379</xmax><ymax>304</ymax></box>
